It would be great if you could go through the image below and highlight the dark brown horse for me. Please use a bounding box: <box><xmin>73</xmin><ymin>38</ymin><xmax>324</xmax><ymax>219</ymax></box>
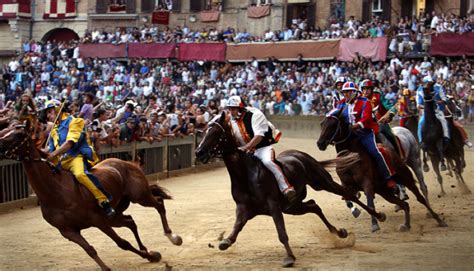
<box><xmin>317</xmin><ymin>112</ymin><xmax>447</xmax><ymax>232</ymax></box>
<box><xmin>0</xmin><ymin>123</ymin><xmax>182</xmax><ymax>271</ymax></box>
<box><xmin>195</xmin><ymin>112</ymin><xmax>386</xmax><ymax>267</ymax></box>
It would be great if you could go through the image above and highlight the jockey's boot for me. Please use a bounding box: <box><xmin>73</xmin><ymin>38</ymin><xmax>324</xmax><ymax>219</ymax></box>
<box><xmin>100</xmin><ymin>201</ymin><xmax>116</xmax><ymax>218</ymax></box>
<box><xmin>397</xmin><ymin>184</ymin><xmax>409</xmax><ymax>201</ymax></box>
<box><xmin>283</xmin><ymin>187</ymin><xmax>297</xmax><ymax>203</ymax></box>
<box><xmin>387</xmin><ymin>179</ymin><xmax>399</xmax><ymax>195</ymax></box>
<box><xmin>465</xmin><ymin>141</ymin><xmax>473</xmax><ymax>148</ymax></box>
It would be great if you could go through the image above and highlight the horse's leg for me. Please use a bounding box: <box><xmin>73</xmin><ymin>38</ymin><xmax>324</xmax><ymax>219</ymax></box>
<box><xmin>267</xmin><ymin>200</ymin><xmax>295</xmax><ymax>268</ymax></box>
<box><xmin>377</xmin><ymin>191</ymin><xmax>411</xmax><ymax>232</ymax></box>
<box><xmin>345</xmin><ymin>200</ymin><xmax>361</xmax><ymax>218</ymax></box>
<box><xmin>98</xmin><ymin>225</ymin><xmax>162</xmax><ymax>262</ymax></box>
<box><xmin>437</xmin><ymin>141</ymin><xmax>447</xmax><ymax>171</ymax></box>
<box><xmin>286</xmin><ymin>199</ymin><xmax>348</xmax><ymax>238</ymax></box>
<box><xmin>109</xmin><ymin>214</ymin><xmax>148</xmax><ymax>251</ymax></box>
<box><xmin>452</xmin><ymin>157</ymin><xmax>472</xmax><ymax>194</ymax></box>
<box><xmin>422</xmin><ymin>150</ymin><xmax>429</xmax><ymax>172</ymax></box>
<box><xmin>402</xmin><ymin>178</ymin><xmax>448</xmax><ymax>227</ymax></box>
<box><xmin>219</xmin><ymin>204</ymin><xmax>253</xmax><ymax>251</ymax></box>
<box><xmin>365</xmin><ymin>191</ymin><xmax>380</xmax><ymax>233</ymax></box>
<box><xmin>59</xmin><ymin>229</ymin><xmax>111</xmax><ymax>271</ymax></box>
<box><xmin>309</xmin><ymin>176</ymin><xmax>386</xmax><ymax>222</ymax></box>
<box><xmin>431</xmin><ymin>155</ymin><xmax>446</xmax><ymax>196</ymax></box>
<box><xmin>137</xmin><ymin>194</ymin><xmax>182</xmax><ymax>246</ymax></box>
<box><xmin>407</xmin><ymin>155</ymin><xmax>429</xmax><ymax>203</ymax></box>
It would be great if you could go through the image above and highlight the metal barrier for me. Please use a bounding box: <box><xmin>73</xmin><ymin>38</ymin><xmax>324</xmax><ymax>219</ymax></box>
<box><xmin>0</xmin><ymin>136</ymin><xmax>198</xmax><ymax>206</ymax></box>
<box><xmin>0</xmin><ymin>160</ymin><xmax>30</xmax><ymax>203</ymax></box>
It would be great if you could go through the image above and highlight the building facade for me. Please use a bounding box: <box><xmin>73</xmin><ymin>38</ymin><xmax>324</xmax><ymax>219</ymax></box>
<box><xmin>0</xmin><ymin>0</ymin><xmax>472</xmax><ymax>62</ymax></box>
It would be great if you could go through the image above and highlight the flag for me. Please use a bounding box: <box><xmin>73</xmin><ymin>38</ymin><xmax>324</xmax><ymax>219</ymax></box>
<box><xmin>43</xmin><ymin>0</ymin><xmax>76</xmax><ymax>19</ymax></box>
<box><xmin>0</xmin><ymin>0</ymin><xmax>31</xmax><ymax>19</ymax></box>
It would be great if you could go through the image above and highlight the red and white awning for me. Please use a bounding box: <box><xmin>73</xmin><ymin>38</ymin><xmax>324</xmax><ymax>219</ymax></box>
<box><xmin>0</xmin><ymin>0</ymin><xmax>31</xmax><ymax>19</ymax></box>
<box><xmin>43</xmin><ymin>0</ymin><xmax>76</xmax><ymax>19</ymax></box>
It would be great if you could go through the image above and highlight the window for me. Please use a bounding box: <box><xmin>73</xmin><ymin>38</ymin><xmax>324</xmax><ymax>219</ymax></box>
<box><xmin>190</xmin><ymin>0</ymin><xmax>204</xmax><ymax>12</ymax></box>
<box><xmin>250</xmin><ymin>0</ymin><xmax>271</xmax><ymax>5</ymax></box>
<box><xmin>372</xmin><ymin>0</ymin><xmax>382</xmax><ymax>13</ymax></box>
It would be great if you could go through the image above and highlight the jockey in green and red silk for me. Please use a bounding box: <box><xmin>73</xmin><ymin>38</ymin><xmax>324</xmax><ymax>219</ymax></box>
<box><xmin>330</xmin><ymin>82</ymin><xmax>397</xmax><ymax>191</ymax></box>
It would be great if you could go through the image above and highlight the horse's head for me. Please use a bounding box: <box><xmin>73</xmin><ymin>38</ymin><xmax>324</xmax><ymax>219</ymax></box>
<box><xmin>317</xmin><ymin>109</ymin><xmax>348</xmax><ymax>150</ymax></box>
<box><xmin>195</xmin><ymin>111</ymin><xmax>233</xmax><ymax>164</ymax></box>
<box><xmin>422</xmin><ymin>77</ymin><xmax>435</xmax><ymax>101</ymax></box>
<box><xmin>0</xmin><ymin>120</ymin><xmax>32</xmax><ymax>160</ymax></box>
<box><xmin>445</xmin><ymin>96</ymin><xmax>462</xmax><ymax>118</ymax></box>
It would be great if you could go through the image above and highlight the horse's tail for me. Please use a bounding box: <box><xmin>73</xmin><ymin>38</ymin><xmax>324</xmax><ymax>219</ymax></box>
<box><xmin>319</xmin><ymin>150</ymin><xmax>361</xmax><ymax>172</ymax></box>
<box><xmin>150</xmin><ymin>183</ymin><xmax>172</xmax><ymax>200</ymax></box>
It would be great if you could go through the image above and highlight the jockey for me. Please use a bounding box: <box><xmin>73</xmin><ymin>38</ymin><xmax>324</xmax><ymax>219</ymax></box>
<box><xmin>360</xmin><ymin>79</ymin><xmax>401</xmax><ymax>156</ymax></box>
<box><xmin>332</xmin><ymin>82</ymin><xmax>397</xmax><ymax>191</ymax></box>
<box><xmin>445</xmin><ymin>96</ymin><xmax>473</xmax><ymax>148</ymax></box>
<box><xmin>331</xmin><ymin>76</ymin><xmax>347</xmax><ymax>108</ymax></box>
<box><xmin>44</xmin><ymin>99</ymin><xmax>115</xmax><ymax>217</ymax></box>
<box><xmin>398</xmin><ymin>89</ymin><xmax>418</xmax><ymax>127</ymax></box>
<box><xmin>416</xmin><ymin>76</ymin><xmax>449</xmax><ymax>148</ymax></box>
<box><xmin>225</xmin><ymin>95</ymin><xmax>296</xmax><ymax>203</ymax></box>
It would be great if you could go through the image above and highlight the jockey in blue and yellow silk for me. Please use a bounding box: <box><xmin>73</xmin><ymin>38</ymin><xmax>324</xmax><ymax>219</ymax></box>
<box><xmin>416</xmin><ymin>76</ymin><xmax>450</xmax><ymax>147</ymax></box>
<box><xmin>45</xmin><ymin>100</ymin><xmax>115</xmax><ymax>217</ymax></box>
<box><xmin>330</xmin><ymin>82</ymin><xmax>397</xmax><ymax>190</ymax></box>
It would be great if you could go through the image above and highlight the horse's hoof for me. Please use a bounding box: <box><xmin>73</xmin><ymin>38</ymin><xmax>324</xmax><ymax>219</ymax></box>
<box><xmin>441</xmin><ymin>164</ymin><xmax>447</xmax><ymax>171</ymax></box>
<box><xmin>351</xmin><ymin>208</ymin><xmax>361</xmax><ymax>218</ymax></box>
<box><xmin>423</xmin><ymin>165</ymin><xmax>429</xmax><ymax>172</ymax></box>
<box><xmin>371</xmin><ymin>224</ymin><xmax>381</xmax><ymax>233</ymax></box>
<box><xmin>438</xmin><ymin>221</ymin><xmax>448</xmax><ymax>227</ymax></box>
<box><xmin>399</xmin><ymin>224</ymin><xmax>410</xmax><ymax>232</ymax></box>
<box><xmin>170</xmin><ymin>234</ymin><xmax>183</xmax><ymax>246</ymax></box>
<box><xmin>439</xmin><ymin>191</ymin><xmax>446</xmax><ymax>197</ymax></box>
<box><xmin>219</xmin><ymin>239</ymin><xmax>232</xmax><ymax>251</ymax></box>
<box><xmin>282</xmin><ymin>256</ymin><xmax>295</xmax><ymax>268</ymax></box>
<box><xmin>377</xmin><ymin>212</ymin><xmax>387</xmax><ymax>222</ymax></box>
<box><xmin>147</xmin><ymin>251</ymin><xmax>162</xmax><ymax>263</ymax></box>
<box><xmin>338</xmin><ymin>228</ymin><xmax>348</xmax><ymax>238</ymax></box>
<box><xmin>394</xmin><ymin>205</ymin><xmax>402</xmax><ymax>212</ymax></box>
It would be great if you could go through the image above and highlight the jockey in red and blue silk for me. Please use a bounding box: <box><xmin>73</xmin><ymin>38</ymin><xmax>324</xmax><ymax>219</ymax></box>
<box><xmin>330</xmin><ymin>82</ymin><xmax>396</xmax><ymax>189</ymax></box>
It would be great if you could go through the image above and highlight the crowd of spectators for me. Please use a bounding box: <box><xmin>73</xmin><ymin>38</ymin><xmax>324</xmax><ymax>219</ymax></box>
<box><xmin>1</xmin><ymin>12</ymin><xmax>473</xmax><ymax>149</ymax></box>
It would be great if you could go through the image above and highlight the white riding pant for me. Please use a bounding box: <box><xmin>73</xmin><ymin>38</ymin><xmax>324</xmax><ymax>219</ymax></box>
<box><xmin>254</xmin><ymin>145</ymin><xmax>292</xmax><ymax>192</ymax></box>
<box><xmin>436</xmin><ymin>110</ymin><xmax>450</xmax><ymax>138</ymax></box>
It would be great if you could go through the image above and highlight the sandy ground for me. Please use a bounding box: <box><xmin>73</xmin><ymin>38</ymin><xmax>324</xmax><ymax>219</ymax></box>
<box><xmin>0</xmin><ymin>137</ymin><xmax>473</xmax><ymax>271</ymax></box>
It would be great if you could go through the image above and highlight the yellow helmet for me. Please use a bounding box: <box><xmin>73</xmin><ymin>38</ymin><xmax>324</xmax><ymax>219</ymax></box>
<box><xmin>43</xmin><ymin>99</ymin><xmax>61</xmax><ymax>112</ymax></box>
<box><xmin>402</xmin><ymin>89</ymin><xmax>411</xmax><ymax>96</ymax></box>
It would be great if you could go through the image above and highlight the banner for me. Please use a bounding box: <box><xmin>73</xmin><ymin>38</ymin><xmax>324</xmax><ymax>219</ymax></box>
<box><xmin>200</xmin><ymin>10</ymin><xmax>219</xmax><ymax>22</ymax></box>
<box><xmin>247</xmin><ymin>5</ymin><xmax>271</xmax><ymax>18</ymax></box>
<box><xmin>79</xmin><ymin>44</ymin><xmax>127</xmax><ymax>58</ymax></box>
<box><xmin>430</xmin><ymin>32</ymin><xmax>474</xmax><ymax>56</ymax></box>
<box><xmin>152</xmin><ymin>11</ymin><xmax>170</xmax><ymax>25</ymax></box>
<box><xmin>337</xmin><ymin>37</ymin><xmax>388</xmax><ymax>62</ymax></box>
<box><xmin>43</xmin><ymin>0</ymin><xmax>76</xmax><ymax>19</ymax></box>
<box><xmin>0</xmin><ymin>0</ymin><xmax>31</xmax><ymax>19</ymax></box>
<box><xmin>178</xmin><ymin>43</ymin><xmax>226</xmax><ymax>61</ymax></box>
<box><xmin>128</xmin><ymin>43</ymin><xmax>176</xmax><ymax>58</ymax></box>
<box><xmin>226</xmin><ymin>40</ymin><xmax>340</xmax><ymax>62</ymax></box>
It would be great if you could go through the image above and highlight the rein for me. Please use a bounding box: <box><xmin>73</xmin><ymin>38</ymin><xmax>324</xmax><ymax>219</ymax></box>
<box><xmin>326</xmin><ymin>116</ymin><xmax>352</xmax><ymax>145</ymax></box>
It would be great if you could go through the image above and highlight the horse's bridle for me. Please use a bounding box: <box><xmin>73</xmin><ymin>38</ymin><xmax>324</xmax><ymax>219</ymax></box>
<box><xmin>325</xmin><ymin>116</ymin><xmax>352</xmax><ymax>145</ymax></box>
<box><xmin>3</xmin><ymin>134</ymin><xmax>33</xmax><ymax>161</ymax></box>
<box><xmin>202</xmin><ymin>121</ymin><xmax>234</xmax><ymax>158</ymax></box>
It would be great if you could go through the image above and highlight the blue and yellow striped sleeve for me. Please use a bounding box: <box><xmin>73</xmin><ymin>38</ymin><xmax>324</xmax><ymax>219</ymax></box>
<box><xmin>66</xmin><ymin>117</ymin><xmax>85</xmax><ymax>143</ymax></box>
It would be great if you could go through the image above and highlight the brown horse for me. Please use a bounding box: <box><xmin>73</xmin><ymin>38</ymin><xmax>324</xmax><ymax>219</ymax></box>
<box><xmin>317</xmin><ymin>112</ymin><xmax>447</xmax><ymax>232</ymax></box>
<box><xmin>195</xmin><ymin>112</ymin><xmax>386</xmax><ymax>267</ymax></box>
<box><xmin>0</xmin><ymin>123</ymin><xmax>182</xmax><ymax>271</ymax></box>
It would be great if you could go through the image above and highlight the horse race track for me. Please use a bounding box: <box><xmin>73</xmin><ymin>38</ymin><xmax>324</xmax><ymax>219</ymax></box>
<box><xmin>1</xmin><ymin>137</ymin><xmax>473</xmax><ymax>270</ymax></box>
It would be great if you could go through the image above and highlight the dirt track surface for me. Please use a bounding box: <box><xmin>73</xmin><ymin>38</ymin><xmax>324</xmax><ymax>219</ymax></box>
<box><xmin>0</xmin><ymin>138</ymin><xmax>473</xmax><ymax>270</ymax></box>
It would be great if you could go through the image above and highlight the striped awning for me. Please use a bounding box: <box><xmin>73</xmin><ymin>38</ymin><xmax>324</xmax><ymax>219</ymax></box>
<box><xmin>0</xmin><ymin>0</ymin><xmax>31</xmax><ymax>19</ymax></box>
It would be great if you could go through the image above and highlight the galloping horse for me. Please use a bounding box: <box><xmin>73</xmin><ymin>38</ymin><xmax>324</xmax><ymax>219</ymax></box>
<box><xmin>443</xmin><ymin>97</ymin><xmax>471</xmax><ymax>193</ymax></box>
<box><xmin>195</xmin><ymin>112</ymin><xmax>386</xmax><ymax>267</ymax></box>
<box><xmin>317</xmin><ymin>111</ymin><xmax>447</xmax><ymax>232</ymax></box>
<box><xmin>379</xmin><ymin>126</ymin><xmax>429</xmax><ymax>201</ymax></box>
<box><xmin>421</xmin><ymin>88</ymin><xmax>468</xmax><ymax>195</ymax></box>
<box><xmin>0</xmin><ymin>123</ymin><xmax>182</xmax><ymax>271</ymax></box>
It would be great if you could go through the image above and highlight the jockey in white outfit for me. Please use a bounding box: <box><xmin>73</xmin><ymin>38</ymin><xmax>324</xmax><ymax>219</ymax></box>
<box><xmin>226</xmin><ymin>95</ymin><xmax>297</xmax><ymax>202</ymax></box>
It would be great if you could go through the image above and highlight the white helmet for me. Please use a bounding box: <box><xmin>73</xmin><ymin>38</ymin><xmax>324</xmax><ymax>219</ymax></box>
<box><xmin>226</xmin><ymin>96</ymin><xmax>244</xmax><ymax>108</ymax></box>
